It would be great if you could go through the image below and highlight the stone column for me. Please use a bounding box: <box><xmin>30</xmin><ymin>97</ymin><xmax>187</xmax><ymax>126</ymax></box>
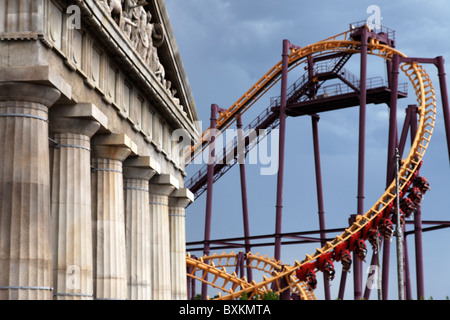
<box><xmin>149</xmin><ymin>174</ymin><xmax>179</xmax><ymax>300</ymax></box>
<box><xmin>169</xmin><ymin>188</ymin><xmax>193</xmax><ymax>300</ymax></box>
<box><xmin>123</xmin><ymin>156</ymin><xmax>160</xmax><ymax>300</ymax></box>
<box><xmin>91</xmin><ymin>134</ymin><xmax>137</xmax><ymax>300</ymax></box>
<box><xmin>49</xmin><ymin>104</ymin><xmax>107</xmax><ymax>300</ymax></box>
<box><xmin>0</xmin><ymin>82</ymin><xmax>60</xmax><ymax>300</ymax></box>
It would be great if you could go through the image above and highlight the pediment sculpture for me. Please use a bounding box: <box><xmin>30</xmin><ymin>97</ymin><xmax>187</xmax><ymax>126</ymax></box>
<box><xmin>100</xmin><ymin>1</ymin><xmax>177</xmax><ymax>102</ymax></box>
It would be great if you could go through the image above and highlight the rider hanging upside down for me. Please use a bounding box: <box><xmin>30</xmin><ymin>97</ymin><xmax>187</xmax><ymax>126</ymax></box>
<box><xmin>391</xmin><ymin>208</ymin><xmax>406</xmax><ymax>227</ymax></box>
<box><xmin>317</xmin><ymin>255</ymin><xmax>335</xmax><ymax>282</ymax></box>
<box><xmin>379</xmin><ymin>218</ymin><xmax>394</xmax><ymax>242</ymax></box>
<box><xmin>296</xmin><ymin>264</ymin><xmax>317</xmax><ymax>290</ymax></box>
<box><xmin>348</xmin><ymin>233</ymin><xmax>367</xmax><ymax>262</ymax></box>
<box><xmin>408</xmin><ymin>187</ymin><xmax>423</xmax><ymax>207</ymax></box>
<box><xmin>323</xmin><ymin>260</ymin><xmax>335</xmax><ymax>282</ymax></box>
<box><xmin>305</xmin><ymin>269</ymin><xmax>317</xmax><ymax>290</ymax></box>
<box><xmin>400</xmin><ymin>197</ymin><xmax>416</xmax><ymax>218</ymax></box>
<box><xmin>413</xmin><ymin>176</ymin><xmax>430</xmax><ymax>194</ymax></box>
<box><xmin>367</xmin><ymin>228</ymin><xmax>381</xmax><ymax>252</ymax></box>
<box><xmin>355</xmin><ymin>239</ymin><xmax>367</xmax><ymax>262</ymax></box>
<box><xmin>341</xmin><ymin>250</ymin><xmax>352</xmax><ymax>272</ymax></box>
<box><xmin>333</xmin><ymin>242</ymin><xmax>352</xmax><ymax>273</ymax></box>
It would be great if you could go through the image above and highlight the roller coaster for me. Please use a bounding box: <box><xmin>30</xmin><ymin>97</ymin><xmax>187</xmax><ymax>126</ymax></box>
<box><xmin>184</xmin><ymin>22</ymin><xmax>450</xmax><ymax>300</ymax></box>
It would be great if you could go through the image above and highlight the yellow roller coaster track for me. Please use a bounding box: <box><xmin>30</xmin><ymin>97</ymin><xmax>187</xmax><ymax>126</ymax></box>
<box><xmin>186</xmin><ymin>251</ymin><xmax>316</xmax><ymax>300</ymax></box>
<box><xmin>185</xmin><ymin>26</ymin><xmax>437</xmax><ymax>300</ymax></box>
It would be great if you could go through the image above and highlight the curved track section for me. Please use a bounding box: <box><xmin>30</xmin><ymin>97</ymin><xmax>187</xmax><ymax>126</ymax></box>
<box><xmin>185</xmin><ymin>28</ymin><xmax>404</xmax><ymax>165</ymax></box>
<box><xmin>186</xmin><ymin>26</ymin><xmax>437</xmax><ymax>300</ymax></box>
<box><xmin>186</xmin><ymin>252</ymin><xmax>316</xmax><ymax>300</ymax></box>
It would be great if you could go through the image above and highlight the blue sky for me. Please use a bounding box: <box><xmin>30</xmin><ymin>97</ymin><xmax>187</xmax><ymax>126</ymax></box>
<box><xmin>165</xmin><ymin>0</ymin><xmax>450</xmax><ymax>300</ymax></box>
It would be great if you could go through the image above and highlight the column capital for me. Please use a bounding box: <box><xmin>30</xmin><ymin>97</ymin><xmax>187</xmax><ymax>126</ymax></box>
<box><xmin>0</xmin><ymin>66</ymin><xmax>71</xmax><ymax>101</ymax></box>
<box><xmin>92</xmin><ymin>133</ymin><xmax>138</xmax><ymax>161</ymax></box>
<box><xmin>0</xmin><ymin>81</ymin><xmax>61</xmax><ymax>107</ymax></box>
<box><xmin>123</xmin><ymin>156</ymin><xmax>160</xmax><ymax>180</ymax></box>
<box><xmin>149</xmin><ymin>174</ymin><xmax>180</xmax><ymax>196</ymax></box>
<box><xmin>50</xmin><ymin>103</ymin><xmax>108</xmax><ymax>132</ymax></box>
<box><xmin>169</xmin><ymin>188</ymin><xmax>194</xmax><ymax>208</ymax></box>
<box><xmin>50</xmin><ymin>117</ymin><xmax>101</xmax><ymax>138</ymax></box>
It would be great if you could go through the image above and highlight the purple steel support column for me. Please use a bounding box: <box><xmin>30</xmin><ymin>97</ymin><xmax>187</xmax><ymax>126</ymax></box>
<box><xmin>186</xmin><ymin>264</ymin><xmax>193</xmax><ymax>300</ymax></box>
<box><xmin>386</xmin><ymin>54</ymin><xmax>401</xmax><ymax>185</ymax></box>
<box><xmin>235</xmin><ymin>252</ymin><xmax>245</xmax><ymax>279</ymax></box>
<box><xmin>398</xmin><ymin>107</ymin><xmax>413</xmax><ymax>158</ymax></box>
<box><xmin>404</xmin><ymin>229</ymin><xmax>412</xmax><ymax>300</ymax></box>
<box><xmin>204</xmin><ymin>103</ymin><xmax>218</xmax><ymax>256</ymax></box>
<box><xmin>357</xmin><ymin>26</ymin><xmax>368</xmax><ymax>217</ymax></box>
<box><xmin>311</xmin><ymin>115</ymin><xmax>330</xmax><ymax>300</ymax></box>
<box><xmin>338</xmin><ymin>215</ymin><xmax>359</xmax><ymax>300</ymax></box>
<box><xmin>382</xmin><ymin>54</ymin><xmax>400</xmax><ymax>300</ymax></box>
<box><xmin>363</xmin><ymin>238</ymin><xmax>384</xmax><ymax>300</ymax></box>
<box><xmin>202</xmin><ymin>103</ymin><xmax>219</xmax><ymax>299</ymax></box>
<box><xmin>237</xmin><ymin>115</ymin><xmax>253</xmax><ymax>282</ymax></box>
<box><xmin>274</xmin><ymin>39</ymin><xmax>290</xmax><ymax>261</ymax></box>
<box><xmin>354</xmin><ymin>27</ymin><xmax>368</xmax><ymax>300</ymax></box>
<box><xmin>410</xmin><ymin>105</ymin><xmax>425</xmax><ymax>299</ymax></box>
<box><xmin>386</xmin><ymin>59</ymin><xmax>393</xmax><ymax>87</ymax></box>
<box><xmin>403</xmin><ymin>105</ymin><xmax>417</xmax><ymax>300</ymax></box>
<box><xmin>364</xmin><ymin>104</ymin><xmax>412</xmax><ymax>300</ymax></box>
<box><xmin>338</xmin><ymin>272</ymin><xmax>348</xmax><ymax>300</ymax></box>
<box><xmin>436</xmin><ymin>56</ymin><xmax>450</xmax><ymax>164</ymax></box>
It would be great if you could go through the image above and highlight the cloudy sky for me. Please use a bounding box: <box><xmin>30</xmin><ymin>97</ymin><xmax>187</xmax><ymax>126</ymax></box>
<box><xmin>164</xmin><ymin>0</ymin><xmax>450</xmax><ymax>300</ymax></box>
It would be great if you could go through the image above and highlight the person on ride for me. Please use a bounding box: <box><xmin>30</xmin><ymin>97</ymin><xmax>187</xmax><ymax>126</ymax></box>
<box><xmin>400</xmin><ymin>198</ymin><xmax>415</xmax><ymax>218</ymax></box>
<box><xmin>341</xmin><ymin>250</ymin><xmax>352</xmax><ymax>272</ymax></box>
<box><xmin>379</xmin><ymin>218</ymin><xmax>394</xmax><ymax>242</ymax></box>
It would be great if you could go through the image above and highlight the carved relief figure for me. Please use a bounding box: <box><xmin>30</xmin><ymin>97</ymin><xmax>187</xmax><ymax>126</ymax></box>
<box><xmin>100</xmin><ymin>0</ymin><xmax>123</xmax><ymax>25</ymax></box>
<box><xmin>143</xmin><ymin>12</ymin><xmax>154</xmax><ymax>64</ymax></box>
<box><xmin>126</xmin><ymin>0</ymin><xmax>147</xmax><ymax>48</ymax></box>
<box><xmin>137</xmin><ymin>9</ymin><xmax>149</xmax><ymax>58</ymax></box>
<box><xmin>98</xmin><ymin>0</ymin><xmax>180</xmax><ymax>104</ymax></box>
<box><xmin>120</xmin><ymin>10</ymin><xmax>136</xmax><ymax>39</ymax></box>
<box><xmin>152</xmin><ymin>22</ymin><xmax>165</xmax><ymax>48</ymax></box>
<box><xmin>144</xmin><ymin>12</ymin><xmax>165</xmax><ymax>66</ymax></box>
<box><xmin>151</xmin><ymin>46</ymin><xmax>165</xmax><ymax>85</ymax></box>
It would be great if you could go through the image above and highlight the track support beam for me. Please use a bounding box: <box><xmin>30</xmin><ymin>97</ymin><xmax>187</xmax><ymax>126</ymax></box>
<box><xmin>274</xmin><ymin>39</ymin><xmax>290</xmax><ymax>261</ymax></box>
<box><xmin>354</xmin><ymin>26</ymin><xmax>368</xmax><ymax>300</ymax></box>
<box><xmin>435</xmin><ymin>56</ymin><xmax>450</xmax><ymax>165</ymax></box>
<box><xmin>237</xmin><ymin>115</ymin><xmax>253</xmax><ymax>282</ymax></box>
<box><xmin>311</xmin><ymin>115</ymin><xmax>331</xmax><ymax>300</ymax></box>
<box><xmin>202</xmin><ymin>103</ymin><xmax>221</xmax><ymax>299</ymax></box>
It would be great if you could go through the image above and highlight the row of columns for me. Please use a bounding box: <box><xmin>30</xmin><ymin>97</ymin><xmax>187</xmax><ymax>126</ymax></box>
<box><xmin>0</xmin><ymin>81</ymin><xmax>193</xmax><ymax>300</ymax></box>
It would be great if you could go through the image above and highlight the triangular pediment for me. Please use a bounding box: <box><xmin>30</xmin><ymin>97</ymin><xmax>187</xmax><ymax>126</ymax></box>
<box><xmin>93</xmin><ymin>0</ymin><xmax>199</xmax><ymax>138</ymax></box>
<box><xmin>148</xmin><ymin>1</ymin><xmax>198</xmax><ymax>123</ymax></box>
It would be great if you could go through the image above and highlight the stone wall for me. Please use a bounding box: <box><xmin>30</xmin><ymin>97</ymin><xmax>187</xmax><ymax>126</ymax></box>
<box><xmin>0</xmin><ymin>0</ymin><xmax>197</xmax><ymax>300</ymax></box>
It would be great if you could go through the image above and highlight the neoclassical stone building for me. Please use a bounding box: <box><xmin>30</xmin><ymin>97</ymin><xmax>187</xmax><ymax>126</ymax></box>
<box><xmin>0</xmin><ymin>0</ymin><xmax>199</xmax><ymax>300</ymax></box>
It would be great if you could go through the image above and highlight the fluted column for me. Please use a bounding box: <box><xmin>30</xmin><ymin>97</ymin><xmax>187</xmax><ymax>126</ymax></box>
<box><xmin>123</xmin><ymin>156</ymin><xmax>159</xmax><ymax>300</ymax></box>
<box><xmin>149</xmin><ymin>174</ymin><xmax>179</xmax><ymax>300</ymax></box>
<box><xmin>49</xmin><ymin>110</ymin><xmax>103</xmax><ymax>300</ymax></box>
<box><xmin>0</xmin><ymin>82</ymin><xmax>61</xmax><ymax>300</ymax></box>
<box><xmin>169</xmin><ymin>188</ymin><xmax>193</xmax><ymax>300</ymax></box>
<box><xmin>91</xmin><ymin>134</ymin><xmax>137</xmax><ymax>300</ymax></box>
